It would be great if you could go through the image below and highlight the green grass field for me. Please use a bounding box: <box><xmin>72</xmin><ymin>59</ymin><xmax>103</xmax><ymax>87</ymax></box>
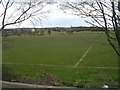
<box><xmin>2</xmin><ymin>31</ymin><xmax>118</xmax><ymax>88</ymax></box>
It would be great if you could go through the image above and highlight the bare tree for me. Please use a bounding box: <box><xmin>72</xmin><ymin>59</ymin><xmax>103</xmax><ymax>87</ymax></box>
<box><xmin>0</xmin><ymin>0</ymin><xmax>51</xmax><ymax>37</ymax></box>
<box><xmin>60</xmin><ymin>0</ymin><xmax>120</xmax><ymax>56</ymax></box>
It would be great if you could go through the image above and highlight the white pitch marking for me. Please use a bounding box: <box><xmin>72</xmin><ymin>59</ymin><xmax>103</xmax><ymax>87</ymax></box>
<box><xmin>3</xmin><ymin>63</ymin><xmax>74</xmax><ymax>68</ymax></box>
<box><xmin>75</xmin><ymin>46</ymin><xmax>92</xmax><ymax>68</ymax></box>
<box><xmin>2</xmin><ymin>63</ymin><xmax>119</xmax><ymax>69</ymax></box>
<box><xmin>87</xmin><ymin>66</ymin><xmax>119</xmax><ymax>69</ymax></box>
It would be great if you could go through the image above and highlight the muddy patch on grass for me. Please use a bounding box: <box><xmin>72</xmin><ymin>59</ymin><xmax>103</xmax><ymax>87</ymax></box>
<box><xmin>3</xmin><ymin>74</ymin><xmax>63</xmax><ymax>86</ymax></box>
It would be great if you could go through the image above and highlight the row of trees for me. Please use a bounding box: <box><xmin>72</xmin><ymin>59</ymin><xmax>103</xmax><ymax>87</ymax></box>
<box><xmin>0</xmin><ymin>0</ymin><xmax>120</xmax><ymax>56</ymax></box>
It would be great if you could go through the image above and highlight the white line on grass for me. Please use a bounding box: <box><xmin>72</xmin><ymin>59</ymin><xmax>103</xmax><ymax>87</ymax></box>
<box><xmin>2</xmin><ymin>63</ymin><xmax>119</xmax><ymax>69</ymax></box>
<box><xmin>3</xmin><ymin>63</ymin><xmax>74</xmax><ymax>68</ymax></box>
<box><xmin>75</xmin><ymin>46</ymin><xmax>92</xmax><ymax>68</ymax></box>
<box><xmin>77</xmin><ymin>66</ymin><xmax>119</xmax><ymax>69</ymax></box>
<box><xmin>88</xmin><ymin>67</ymin><xmax>119</xmax><ymax>69</ymax></box>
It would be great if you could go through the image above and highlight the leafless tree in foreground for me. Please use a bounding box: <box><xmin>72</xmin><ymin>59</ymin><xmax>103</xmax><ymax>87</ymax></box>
<box><xmin>60</xmin><ymin>0</ymin><xmax>120</xmax><ymax>56</ymax></box>
<box><xmin>0</xmin><ymin>0</ymin><xmax>51</xmax><ymax>38</ymax></box>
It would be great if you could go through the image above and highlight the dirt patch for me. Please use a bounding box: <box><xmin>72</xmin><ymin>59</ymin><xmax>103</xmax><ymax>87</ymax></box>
<box><xmin>37</xmin><ymin>74</ymin><xmax>63</xmax><ymax>86</ymax></box>
<box><xmin>3</xmin><ymin>72</ymin><xmax>63</xmax><ymax>86</ymax></box>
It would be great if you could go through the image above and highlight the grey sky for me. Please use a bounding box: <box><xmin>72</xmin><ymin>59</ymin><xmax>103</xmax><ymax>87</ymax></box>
<box><xmin>0</xmin><ymin>0</ymin><xmax>90</xmax><ymax>28</ymax></box>
<box><xmin>20</xmin><ymin>0</ymin><xmax>90</xmax><ymax>28</ymax></box>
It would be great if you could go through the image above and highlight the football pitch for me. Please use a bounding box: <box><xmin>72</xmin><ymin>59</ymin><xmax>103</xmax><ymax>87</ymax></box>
<box><xmin>2</xmin><ymin>31</ymin><xmax>118</xmax><ymax>88</ymax></box>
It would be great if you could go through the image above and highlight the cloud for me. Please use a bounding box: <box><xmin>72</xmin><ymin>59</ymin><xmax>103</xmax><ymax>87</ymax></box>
<box><xmin>38</xmin><ymin>2</ymin><xmax>90</xmax><ymax>27</ymax></box>
<box><xmin>43</xmin><ymin>12</ymin><xmax>88</xmax><ymax>27</ymax></box>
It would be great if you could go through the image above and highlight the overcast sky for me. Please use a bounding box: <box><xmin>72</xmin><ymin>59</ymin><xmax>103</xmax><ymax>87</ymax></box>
<box><xmin>22</xmin><ymin>2</ymin><xmax>90</xmax><ymax>28</ymax></box>
<box><xmin>0</xmin><ymin>0</ymin><xmax>91</xmax><ymax>28</ymax></box>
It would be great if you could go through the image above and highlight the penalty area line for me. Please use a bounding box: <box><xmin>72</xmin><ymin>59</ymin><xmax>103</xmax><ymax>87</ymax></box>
<box><xmin>75</xmin><ymin>46</ymin><xmax>92</xmax><ymax>68</ymax></box>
